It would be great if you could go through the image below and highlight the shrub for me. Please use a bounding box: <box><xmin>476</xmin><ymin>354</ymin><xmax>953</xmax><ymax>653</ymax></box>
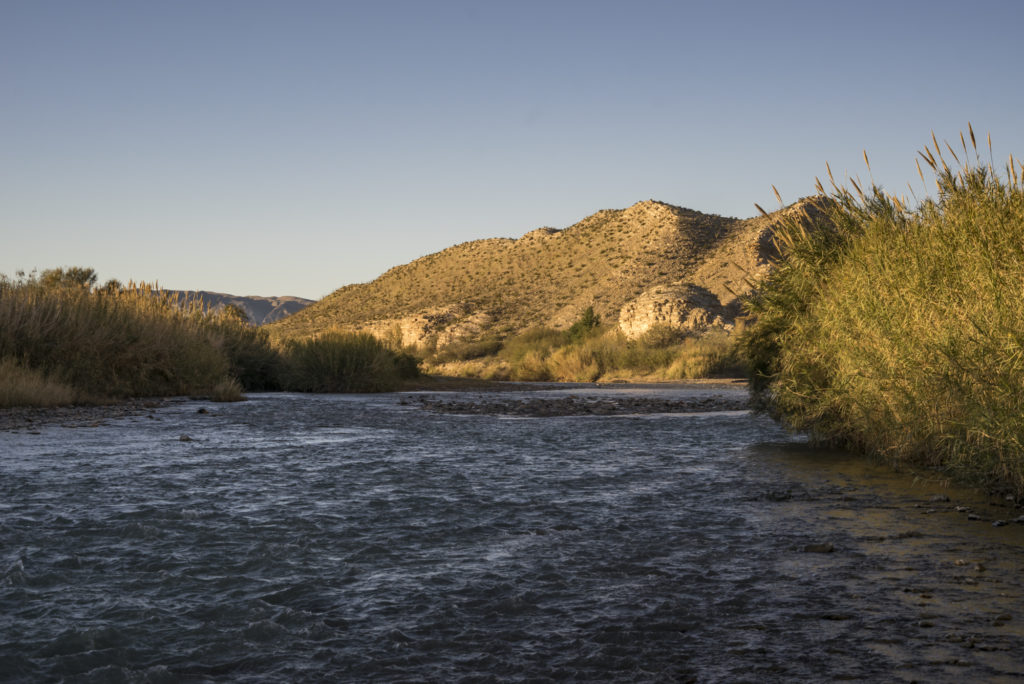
<box><xmin>510</xmin><ymin>350</ymin><xmax>552</xmax><ymax>381</ymax></box>
<box><xmin>546</xmin><ymin>345</ymin><xmax>602</xmax><ymax>382</ymax></box>
<box><xmin>639</xmin><ymin>324</ymin><xmax>686</xmax><ymax>348</ymax></box>
<box><xmin>499</xmin><ymin>327</ymin><xmax>567</xmax><ymax>363</ymax></box>
<box><xmin>567</xmin><ymin>306</ymin><xmax>601</xmax><ymax>342</ymax></box>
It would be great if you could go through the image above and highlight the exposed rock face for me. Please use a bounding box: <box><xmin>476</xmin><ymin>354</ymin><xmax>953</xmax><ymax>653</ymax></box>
<box><xmin>617</xmin><ymin>197</ymin><xmax>830</xmax><ymax>339</ymax></box>
<box><xmin>618</xmin><ymin>284</ymin><xmax>729</xmax><ymax>339</ymax></box>
<box><xmin>358</xmin><ymin>304</ymin><xmax>495</xmax><ymax>348</ymax></box>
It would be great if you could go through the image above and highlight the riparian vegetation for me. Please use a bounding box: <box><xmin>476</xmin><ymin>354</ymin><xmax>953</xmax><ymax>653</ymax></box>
<box><xmin>741</xmin><ymin>128</ymin><xmax>1024</xmax><ymax>495</ymax></box>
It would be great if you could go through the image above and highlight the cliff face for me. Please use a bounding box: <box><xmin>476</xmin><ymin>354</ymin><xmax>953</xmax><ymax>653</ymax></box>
<box><xmin>267</xmin><ymin>198</ymin><xmax>827</xmax><ymax>345</ymax></box>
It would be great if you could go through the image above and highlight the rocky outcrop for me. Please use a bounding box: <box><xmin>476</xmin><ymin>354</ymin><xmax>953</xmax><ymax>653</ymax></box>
<box><xmin>617</xmin><ymin>197</ymin><xmax>831</xmax><ymax>339</ymax></box>
<box><xmin>358</xmin><ymin>304</ymin><xmax>495</xmax><ymax>348</ymax></box>
<box><xmin>618</xmin><ymin>284</ymin><xmax>730</xmax><ymax>339</ymax></box>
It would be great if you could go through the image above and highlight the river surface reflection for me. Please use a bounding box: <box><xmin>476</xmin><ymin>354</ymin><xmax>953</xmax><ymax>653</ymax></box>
<box><xmin>1</xmin><ymin>387</ymin><xmax>1022</xmax><ymax>682</ymax></box>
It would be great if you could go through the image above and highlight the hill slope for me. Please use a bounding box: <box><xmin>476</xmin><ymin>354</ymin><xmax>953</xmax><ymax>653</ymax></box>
<box><xmin>268</xmin><ymin>199</ymin><xmax>821</xmax><ymax>346</ymax></box>
<box><xmin>165</xmin><ymin>291</ymin><xmax>313</xmax><ymax>325</ymax></box>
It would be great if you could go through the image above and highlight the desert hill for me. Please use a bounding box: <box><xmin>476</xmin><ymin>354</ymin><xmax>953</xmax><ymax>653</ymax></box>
<box><xmin>267</xmin><ymin>199</ymin><xmax>824</xmax><ymax>346</ymax></box>
<box><xmin>164</xmin><ymin>291</ymin><xmax>314</xmax><ymax>325</ymax></box>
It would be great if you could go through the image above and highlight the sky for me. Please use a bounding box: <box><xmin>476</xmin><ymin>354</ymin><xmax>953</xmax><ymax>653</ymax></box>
<box><xmin>3</xmin><ymin>0</ymin><xmax>1023</xmax><ymax>300</ymax></box>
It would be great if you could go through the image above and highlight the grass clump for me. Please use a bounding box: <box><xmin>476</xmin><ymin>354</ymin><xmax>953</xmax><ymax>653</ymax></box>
<box><xmin>741</xmin><ymin>128</ymin><xmax>1024</xmax><ymax>495</ymax></box>
<box><xmin>209</xmin><ymin>377</ymin><xmax>245</xmax><ymax>403</ymax></box>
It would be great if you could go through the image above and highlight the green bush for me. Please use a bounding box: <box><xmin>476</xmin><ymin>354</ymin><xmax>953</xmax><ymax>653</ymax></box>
<box><xmin>567</xmin><ymin>306</ymin><xmax>601</xmax><ymax>342</ymax></box>
<box><xmin>740</xmin><ymin>131</ymin><xmax>1024</xmax><ymax>495</ymax></box>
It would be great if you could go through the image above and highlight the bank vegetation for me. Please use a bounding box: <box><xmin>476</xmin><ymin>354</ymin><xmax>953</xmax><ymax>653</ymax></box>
<box><xmin>0</xmin><ymin>269</ymin><xmax>418</xmax><ymax>407</ymax></box>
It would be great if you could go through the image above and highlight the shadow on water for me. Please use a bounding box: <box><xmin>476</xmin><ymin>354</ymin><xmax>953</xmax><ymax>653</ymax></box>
<box><xmin>740</xmin><ymin>442</ymin><xmax>1024</xmax><ymax>682</ymax></box>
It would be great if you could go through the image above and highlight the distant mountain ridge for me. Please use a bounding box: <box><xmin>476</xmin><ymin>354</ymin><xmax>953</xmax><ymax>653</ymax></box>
<box><xmin>164</xmin><ymin>291</ymin><xmax>314</xmax><ymax>325</ymax></box>
<box><xmin>267</xmin><ymin>199</ymin><xmax>825</xmax><ymax>345</ymax></box>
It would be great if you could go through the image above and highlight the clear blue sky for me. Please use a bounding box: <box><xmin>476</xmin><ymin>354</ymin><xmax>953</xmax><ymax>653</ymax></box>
<box><xmin>3</xmin><ymin>0</ymin><xmax>1022</xmax><ymax>299</ymax></box>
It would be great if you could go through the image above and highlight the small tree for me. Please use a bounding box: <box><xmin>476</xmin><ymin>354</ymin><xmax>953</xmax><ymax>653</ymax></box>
<box><xmin>40</xmin><ymin>266</ymin><xmax>98</xmax><ymax>289</ymax></box>
<box><xmin>567</xmin><ymin>306</ymin><xmax>600</xmax><ymax>342</ymax></box>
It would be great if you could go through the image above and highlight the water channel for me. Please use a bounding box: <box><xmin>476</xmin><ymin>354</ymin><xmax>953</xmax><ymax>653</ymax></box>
<box><xmin>2</xmin><ymin>385</ymin><xmax>1022</xmax><ymax>682</ymax></box>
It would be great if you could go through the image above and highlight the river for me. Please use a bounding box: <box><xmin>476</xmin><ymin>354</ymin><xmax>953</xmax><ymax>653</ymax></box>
<box><xmin>2</xmin><ymin>385</ymin><xmax>1023</xmax><ymax>682</ymax></box>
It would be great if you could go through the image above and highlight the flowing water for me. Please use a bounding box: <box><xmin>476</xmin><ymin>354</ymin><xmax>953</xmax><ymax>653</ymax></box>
<box><xmin>2</xmin><ymin>386</ymin><xmax>1023</xmax><ymax>682</ymax></box>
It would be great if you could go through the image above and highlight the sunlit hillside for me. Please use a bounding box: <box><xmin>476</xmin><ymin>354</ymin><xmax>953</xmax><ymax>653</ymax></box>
<box><xmin>268</xmin><ymin>199</ymin><xmax>816</xmax><ymax>346</ymax></box>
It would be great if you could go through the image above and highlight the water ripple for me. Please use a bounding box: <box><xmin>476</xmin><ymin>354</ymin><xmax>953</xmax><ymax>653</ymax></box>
<box><xmin>2</xmin><ymin>388</ymin><xmax>1023</xmax><ymax>682</ymax></box>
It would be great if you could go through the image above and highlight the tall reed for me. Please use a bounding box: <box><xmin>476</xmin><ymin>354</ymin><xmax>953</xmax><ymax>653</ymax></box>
<box><xmin>0</xmin><ymin>275</ymin><xmax>277</xmax><ymax>400</ymax></box>
<box><xmin>741</xmin><ymin>129</ymin><xmax>1024</xmax><ymax>495</ymax></box>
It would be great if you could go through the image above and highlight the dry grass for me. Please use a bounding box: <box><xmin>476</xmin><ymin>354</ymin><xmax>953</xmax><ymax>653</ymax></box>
<box><xmin>0</xmin><ymin>358</ymin><xmax>76</xmax><ymax>408</ymax></box>
<box><xmin>209</xmin><ymin>378</ymin><xmax>245</xmax><ymax>402</ymax></box>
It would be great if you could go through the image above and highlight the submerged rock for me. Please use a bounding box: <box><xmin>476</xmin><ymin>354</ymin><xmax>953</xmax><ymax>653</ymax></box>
<box><xmin>803</xmin><ymin>542</ymin><xmax>835</xmax><ymax>553</ymax></box>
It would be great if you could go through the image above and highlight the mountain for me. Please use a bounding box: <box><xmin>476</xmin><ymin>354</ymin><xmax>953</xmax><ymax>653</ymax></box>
<box><xmin>164</xmin><ymin>291</ymin><xmax>314</xmax><ymax>325</ymax></box>
<box><xmin>267</xmin><ymin>199</ymin><xmax>826</xmax><ymax>346</ymax></box>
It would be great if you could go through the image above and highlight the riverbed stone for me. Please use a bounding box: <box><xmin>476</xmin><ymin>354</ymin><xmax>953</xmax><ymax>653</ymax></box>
<box><xmin>803</xmin><ymin>542</ymin><xmax>835</xmax><ymax>553</ymax></box>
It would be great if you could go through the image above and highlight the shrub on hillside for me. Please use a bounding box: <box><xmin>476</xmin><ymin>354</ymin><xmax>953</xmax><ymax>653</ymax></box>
<box><xmin>567</xmin><ymin>306</ymin><xmax>601</xmax><ymax>342</ymax></box>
